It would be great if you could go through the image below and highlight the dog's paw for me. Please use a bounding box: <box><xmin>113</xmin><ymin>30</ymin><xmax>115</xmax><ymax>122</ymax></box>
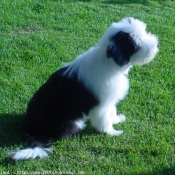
<box><xmin>118</xmin><ymin>114</ymin><xmax>126</xmax><ymax>123</ymax></box>
<box><xmin>112</xmin><ymin>114</ymin><xmax>126</xmax><ymax>124</ymax></box>
<box><xmin>105</xmin><ymin>129</ymin><xmax>123</xmax><ymax>136</ymax></box>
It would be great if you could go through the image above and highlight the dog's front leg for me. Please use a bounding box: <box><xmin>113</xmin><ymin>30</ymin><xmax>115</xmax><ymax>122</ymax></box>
<box><xmin>110</xmin><ymin>105</ymin><xmax>126</xmax><ymax>124</ymax></box>
<box><xmin>89</xmin><ymin>105</ymin><xmax>124</xmax><ymax>136</ymax></box>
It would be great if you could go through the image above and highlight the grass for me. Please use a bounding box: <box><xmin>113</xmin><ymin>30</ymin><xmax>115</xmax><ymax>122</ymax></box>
<box><xmin>0</xmin><ymin>0</ymin><xmax>175</xmax><ymax>174</ymax></box>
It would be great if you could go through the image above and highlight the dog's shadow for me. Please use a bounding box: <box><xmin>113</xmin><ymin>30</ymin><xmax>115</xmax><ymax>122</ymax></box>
<box><xmin>76</xmin><ymin>0</ymin><xmax>148</xmax><ymax>4</ymax></box>
<box><xmin>65</xmin><ymin>0</ymin><xmax>148</xmax><ymax>5</ymax></box>
<box><xmin>102</xmin><ymin>0</ymin><xmax>148</xmax><ymax>4</ymax></box>
<box><xmin>0</xmin><ymin>113</ymin><xmax>26</xmax><ymax>148</ymax></box>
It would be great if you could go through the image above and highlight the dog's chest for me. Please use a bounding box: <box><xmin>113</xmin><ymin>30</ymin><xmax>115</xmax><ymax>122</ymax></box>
<box><xmin>107</xmin><ymin>75</ymin><xmax>129</xmax><ymax>104</ymax></box>
<box><xmin>113</xmin><ymin>74</ymin><xmax>129</xmax><ymax>103</ymax></box>
<box><xmin>90</xmin><ymin>73</ymin><xmax>129</xmax><ymax>104</ymax></box>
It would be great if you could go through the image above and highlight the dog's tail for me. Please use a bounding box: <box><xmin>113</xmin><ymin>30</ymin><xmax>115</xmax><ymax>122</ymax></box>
<box><xmin>11</xmin><ymin>134</ymin><xmax>53</xmax><ymax>161</ymax></box>
<box><xmin>11</xmin><ymin>146</ymin><xmax>52</xmax><ymax>161</ymax></box>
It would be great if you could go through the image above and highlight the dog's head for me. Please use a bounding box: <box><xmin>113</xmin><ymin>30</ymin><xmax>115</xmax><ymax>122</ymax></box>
<box><xmin>101</xmin><ymin>17</ymin><xmax>159</xmax><ymax>66</ymax></box>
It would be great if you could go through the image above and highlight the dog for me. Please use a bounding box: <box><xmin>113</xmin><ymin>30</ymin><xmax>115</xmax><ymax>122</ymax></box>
<box><xmin>11</xmin><ymin>17</ymin><xmax>159</xmax><ymax>160</ymax></box>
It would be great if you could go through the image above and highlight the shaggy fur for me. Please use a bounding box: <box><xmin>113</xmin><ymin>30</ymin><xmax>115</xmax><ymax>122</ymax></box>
<box><xmin>11</xmin><ymin>17</ymin><xmax>159</xmax><ymax>160</ymax></box>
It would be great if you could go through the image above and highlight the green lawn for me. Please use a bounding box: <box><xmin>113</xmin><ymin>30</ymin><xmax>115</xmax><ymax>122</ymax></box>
<box><xmin>0</xmin><ymin>0</ymin><xmax>175</xmax><ymax>174</ymax></box>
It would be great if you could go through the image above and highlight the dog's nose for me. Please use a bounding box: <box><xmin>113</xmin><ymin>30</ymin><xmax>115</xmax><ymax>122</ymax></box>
<box><xmin>157</xmin><ymin>43</ymin><xmax>160</xmax><ymax>48</ymax></box>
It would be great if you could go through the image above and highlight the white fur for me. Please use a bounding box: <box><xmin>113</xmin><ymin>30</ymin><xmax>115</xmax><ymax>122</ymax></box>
<box><xmin>75</xmin><ymin>114</ymin><xmax>88</xmax><ymax>130</ymax></box>
<box><xmin>11</xmin><ymin>147</ymin><xmax>53</xmax><ymax>161</ymax></box>
<box><xmin>64</xmin><ymin>17</ymin><xmax>158</xmax><ymax>135</ymax></box>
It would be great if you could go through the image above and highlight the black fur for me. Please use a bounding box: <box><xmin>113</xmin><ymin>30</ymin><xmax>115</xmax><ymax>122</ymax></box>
<box><xmin>24</xmin><ymin>66</ymin><xmax>99</xmax><ymax>143</ymax></box>
<box><xmin>106</xmin><ymin>31</ymin><xmax>139</xmax><ymax>66</ymax></box>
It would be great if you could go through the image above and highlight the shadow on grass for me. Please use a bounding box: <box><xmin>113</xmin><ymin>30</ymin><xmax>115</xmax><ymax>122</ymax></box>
<box><xmin>143</xmin><ymin>167</ymin><xmax>175</xmax><ymax>175</ymax></box>
<box><xmin>0</xmin><ymin>113</ymin><xmax>28</xmax><ymax>165</ymax></box>
<box><xmin>62</xmin><ymin>0</ymin><xmax>148</xmax><ymax>4</ymax></box>
<box><xmin>67</xmin><ymin>0</ymin><xmax>148</xmax><ymax>4</ymax></box>
<box><xmin>0</xmin><ymin>113</ymin><xmax>25</xmax><ymax>148</ymax></box>
<box><xmin>102</xmin><ymin>0</ymin><xmax>148</xmax><ymax>4</ymax></box>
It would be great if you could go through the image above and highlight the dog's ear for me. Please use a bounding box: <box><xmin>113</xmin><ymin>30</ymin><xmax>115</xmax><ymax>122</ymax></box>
<box><xmin>107</xmin><ymin>31</ymin><xmax>139</xmax><ymax>66</ymax></box>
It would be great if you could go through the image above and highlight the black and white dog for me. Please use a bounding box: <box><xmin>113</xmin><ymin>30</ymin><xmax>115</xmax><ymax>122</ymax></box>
<box><xmin>12</xmin><ymin>17</ymin><xmax>159</xmax><ymax>160</ymax></box>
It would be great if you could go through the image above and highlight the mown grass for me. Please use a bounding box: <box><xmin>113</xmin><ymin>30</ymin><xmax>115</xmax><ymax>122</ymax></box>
<box><xmin>0</xmin><ymin>0</ymin><xmax>175</xmax><ymax>174</ymax></box>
